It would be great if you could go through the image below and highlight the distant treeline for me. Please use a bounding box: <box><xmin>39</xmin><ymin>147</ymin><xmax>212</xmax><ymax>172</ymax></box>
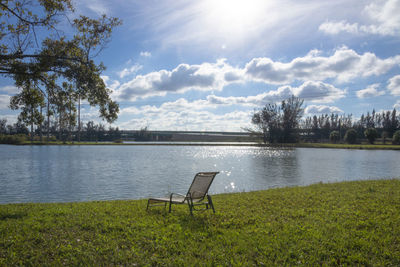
<box><xmin>301</xmin><ymin>109</ymin><xmax>399</xmax><ymax>142</ymax></box>
<box><xmin>1</xmin><ymin>107</ymin><xmax>400</xmax><ymax>144</ymax></box>
<box><xmin>251</xmin><ymin>96</ymin><xmax>399</xmax><ymax>144</ymax></box>
<box><xmin>0</xmin><ymin>118</ymin><xmax>152</xmax><ymax>143</ymax></box>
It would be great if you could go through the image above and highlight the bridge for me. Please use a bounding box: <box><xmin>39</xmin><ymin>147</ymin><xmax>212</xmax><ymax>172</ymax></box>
<box><xmin>119</xmin><ymin>130</ymin><xmax>259</xmax><ymax>142</ymax></box>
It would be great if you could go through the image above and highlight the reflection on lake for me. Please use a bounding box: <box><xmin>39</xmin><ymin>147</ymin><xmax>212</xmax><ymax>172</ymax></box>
<box><xmin>0</xmin><ymin>145</ymin><xmax>399</xmax><ymax>203</ymax></box>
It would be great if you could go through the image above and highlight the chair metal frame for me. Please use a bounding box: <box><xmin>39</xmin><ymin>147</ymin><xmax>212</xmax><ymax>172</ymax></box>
<box><xmin>146</xmin><ymin>172</ymin><xmax>219</xmax><ymax>215</ymax></box>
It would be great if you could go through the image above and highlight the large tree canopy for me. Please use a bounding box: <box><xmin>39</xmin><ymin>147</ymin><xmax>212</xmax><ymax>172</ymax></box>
<box><xmin>0</xmin><ymin>0</ymin><xmax>121</xmax><ymax>124</ymax></box>
<box><xmin>252</xmin><ymin>96</ymin><xmax>304</xmax><ymax>143</ymax></box>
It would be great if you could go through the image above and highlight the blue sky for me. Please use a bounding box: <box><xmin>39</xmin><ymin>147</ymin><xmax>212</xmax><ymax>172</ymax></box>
<box><xmin>1</xmin><ymin>0</ymin><xmax>400</xmax><ymax>131</ymax></box>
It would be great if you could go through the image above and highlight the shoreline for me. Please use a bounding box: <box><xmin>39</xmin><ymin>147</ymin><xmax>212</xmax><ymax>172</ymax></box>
<box><xmin>3</xmin><ymin>141</ymin><xmax>400</xmax><ymax>150</ymax></box>
<box><xmin>1</xmin><ymin>178</ymin><xmax>398</xmax><ymax>206</ymax></box>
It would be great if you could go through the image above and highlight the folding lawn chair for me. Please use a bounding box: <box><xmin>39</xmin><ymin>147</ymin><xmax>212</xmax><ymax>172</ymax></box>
<box><xmin>147</xmin><ymin>172</ymin><xmax>219</xmax><ymax>215</ymax></box>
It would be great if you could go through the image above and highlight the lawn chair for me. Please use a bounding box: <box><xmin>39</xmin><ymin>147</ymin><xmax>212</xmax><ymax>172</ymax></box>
<box><xmin>147</xmin><ymin>172</ymin><xmax>219</xmax><ymax>215</ymax></box>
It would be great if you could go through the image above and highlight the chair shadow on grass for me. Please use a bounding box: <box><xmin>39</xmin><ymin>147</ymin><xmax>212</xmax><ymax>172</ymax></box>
<box><xmin>147</xmin><ymin>203</ymin><xmax>220</xmax><ymax>233</ymax></box>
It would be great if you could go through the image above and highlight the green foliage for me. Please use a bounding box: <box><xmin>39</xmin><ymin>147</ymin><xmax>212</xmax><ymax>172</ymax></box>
<box><xmin>382</xmin><ymin>131</ymin><xmax>389</xmax><ymax>144</ymax></box>
<box><xmin>0</xmin><ymin>134</ymin><xmax>27</xmax><ymax>144</ymax></box>
<box><xmin>329</xmin><ymin>130</ymin><xmax>340</xmax><ymax>143</ymax></box>
<box><xmin>294</xmin><ymin>142</ymin><xmax>400</xmax><ymax>150</ymax></box>
<box><xmin>393</xmin><ymin>130</ymin><xmax>400</xmax><ymax>145</ymax></box>
<box><xmin>252</xmin><ymin>95</ymin><xmax>304</xmax><ymax>143</ymax></box>
<box><xmin>0</xmin><ymin>0</ymin><xmax>122</xmax><ymax>134</ymax></box>
<box><xmin>344</xmin><ymin>129</ymin><xmax>357</xmax><ymax>144</ymax></box>
<box><xmin>0</xmin><ymin>180</ymin><xmax>399</xmax><ymax>265</ymax></box>
<box><xmin>364</xmin><ymin>128</ymin><xmax>378</xmax><ymax>144</ymax></box>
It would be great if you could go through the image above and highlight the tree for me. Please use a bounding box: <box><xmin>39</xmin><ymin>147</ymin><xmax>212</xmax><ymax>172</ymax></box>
<box><xmin>10</xmin><ymin>82</ymin><xmax>45</xmax><ymax>142</ymax></box>
<box><xmin>329</xmin><ymin>131</ymin><xmax>340</xmax><ymax>143</ymax></box>
<box><xmin>251</xmin><ymin>95</ymin><xmax>304</xmax><ymax>143</ymax></box>
<box><xmin>251</xmin><ymin>103</ymin><xmax>280</xmax><ymax>143</ymax></box>
<box><xmin>0</xmin><ymin>118</ymin><xmax>7</xmax><ymax>134</ymax></box>
<box><xmin>382</xmin><ymin>131</ymin><xmax>389</xmax><ymax>144</ymax></box>
<box><xmin>0</xmin><ymin>0</ymin><xmax>122</xmax><ymax>139</ymax></box>
<box><xmin>393</xmin><ymin>130</ymin><xmax>400</xmax><ymax>145</ymax></box>
<box><xmin>281</xmin><ymin>96</ymin><xmax>304</xmax><ymax>142</ymax></box>
<box><xmin>344</xmin><ymin>129</ymin><xmax>357</xmax><ymax>144</ymax></box>
<box><xmin>364</xmin><ymin>128</ymin><xmax>378</xmax><ymax>144</ymax></box>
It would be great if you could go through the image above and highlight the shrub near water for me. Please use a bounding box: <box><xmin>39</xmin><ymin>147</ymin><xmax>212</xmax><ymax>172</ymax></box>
<box><xmin>364</xmin><ymin>128</ymin><xmax>378</xmax><ymax>144</ymax></box>
<box><xmin>329</xmin><ymin>130</ymin><xmax>339</xmax><ymax>143</ymax></box>
<box><xmin>0</xmin><ymin>134</ymin><xmax>27</xmax><ymax>144</ymax></box>
<box><xmin>393</xmin><ymin>130</ymin><xmax>400</xmax><ymax>145</ymax></box>
<box><xmin>0</xmin><ymin>179</ymin><xmax>400</xmax><ymax>266</ymax></box>
<box><xmin>344</xmin><ymin>129</ymin><xmax>357</xmax><ymax>144</ymax></box>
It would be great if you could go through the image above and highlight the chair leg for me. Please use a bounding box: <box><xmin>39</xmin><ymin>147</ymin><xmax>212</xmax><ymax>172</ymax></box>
<box><xmin>187</xmin><ymin>201</ymin><xmax>193</xmax><ymax>216</ymax></box>
<box><xmin>169</xmin><ymin>202</ymin><xmax>172</xmax><ymax>213</ymax></box>
<box><xmin>207</xmin><ymin>195</ymin><xmax>215</xmax><ymax>213</ymax></box>
<box><xmin>146</xmin><ymin>200</ymin><xmax>150</xmax><ymax>211</ymax></box>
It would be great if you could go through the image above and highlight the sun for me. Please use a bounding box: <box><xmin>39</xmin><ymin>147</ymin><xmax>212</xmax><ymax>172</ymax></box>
<box><xmin>201</xmin><ymin>0</ymin><xmax>268</xmax><ymax>36</ymax></box>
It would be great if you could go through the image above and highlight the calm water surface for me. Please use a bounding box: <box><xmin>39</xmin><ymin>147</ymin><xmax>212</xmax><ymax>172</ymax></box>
<box><xmin>0</xmin><ymin>145</ymin><xmax>399</xmax><ymax>203</ymax></box>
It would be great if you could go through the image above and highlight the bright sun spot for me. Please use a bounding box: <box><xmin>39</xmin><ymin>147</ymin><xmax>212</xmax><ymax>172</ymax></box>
<box><xmin>201</xmin><ymin>0</ymin><xmax>268</xmax><ymax>37</ymax></box>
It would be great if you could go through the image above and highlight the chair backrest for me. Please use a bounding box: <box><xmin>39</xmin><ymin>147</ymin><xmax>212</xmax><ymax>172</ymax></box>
<box><xmin>186</xmin><ymin>172</ymin><xmax>219</xmax><ymax>199</ymax></box>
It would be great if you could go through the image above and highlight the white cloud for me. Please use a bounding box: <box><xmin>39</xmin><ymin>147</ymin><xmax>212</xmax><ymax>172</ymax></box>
<box><xmin>0</xmin><ymin>95</ymin><xmax>11</xmax><ymax>109</ymax></box>
<box><xmin>121</xmin><ymin>98</ymin><xmax>216</xmax><ymax>116</ymax></box>
<box><xmin>394</xmin><ymin>100</ymin><xmax>400</xmax><ymax>109</ymax></box>
<box><xmin>293</xmin><ymin>81</ymin><xmax>346</xmax><ymax>103</ymax></box>
<box><xmin>0</xmin><ymin>85</ymin><xmax>19</xmax><ymax>94</ymax></box>
<box><xmin>101</xmin><ymin>75</ymin><xmax>110</xmax><ymax>83</ymax></box>
<box><xmin>319</xmin><ymin>21</ymin><xmax>359</xmax><ymax>35</ymax></box>
<box><xmin>319</xmin><ymin>0</ymin><xmax>400</xmax><ymax>36</ymax></box>
<box><xmin>0</xmin><ymin>114</ymin><xmax>18</xmax><ymax>124</ymax></box>
<box><xmin>120</xmin><ymin>81</ymin><xmax>344</xmax><ymax>117</ymax></box>
<box><xmin>117</xmin><ymin>64</ymin><xmax>143</xmax><ymax>79</ymax></box>
<box><xmin>205</xmin><ymin>81</ymin><xmax>345</xmax><ymax>106</ymax></box>
<box><xmin>76</xmin><ymin>0</ymin><xmax>109</xmax><ymax>16</ymax></box>
<box><xmin>102</xmin><ymin>76</ymin><xmax>120</xmax><ymax>94</ymax></box>
<box><xmin>114</xmin><ymin>59</ymin><xmax>237</xmax><ymax>101</ymax></box>
<box><xmin>305</xmin><ymin>105</ymin><xmax>344</xmax><ymax>114</ymax></box>
<box><xmin>388</xmin><ymin>75</ymin><xmax>400</xmax><ymax>96</ymax></box>
<box><xmin>356</xmin><ymin>83</ymin><xmax>385</xmax><ymax>98</ymax></box>
<box><xmin>206</xmin><ymin>81</ymin><xmax>345</xmax><ymax>105</ymax></box>
<box><xmin>119</xmin><ymin>108</ymin><xmax>252</xmax><ymax>131</ymax></box>
<box><xmin>245</xmin><ymin>47</ymin><xmax>400</xmax><ymax>84</ymax></box>
<box><xmin>112</xmin><ymin>48</ymin><xmax>397</xmax><ymax>101</ymax></box>
<box><xmin>140</xmin><ymin>51</ymin><xmax>151</xmax><ymax>57</ymax></box>
<box><xmin>116</xmin><ymin>79</ymin><xmax>347</xmax><ymax>131</ymax></box>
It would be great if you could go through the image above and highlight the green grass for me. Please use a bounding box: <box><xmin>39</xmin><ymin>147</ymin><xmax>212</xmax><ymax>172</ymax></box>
<box><xmin>1</xmin><ymin>179</ymin><xmax>400</xmax><ymax>266</ymax></box>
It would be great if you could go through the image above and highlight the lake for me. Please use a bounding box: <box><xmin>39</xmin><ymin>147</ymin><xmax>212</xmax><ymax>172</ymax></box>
<box><xmin>0</xmin><ymin>145</ymin><xmax>399</xmax><ymax>204</ymax></box>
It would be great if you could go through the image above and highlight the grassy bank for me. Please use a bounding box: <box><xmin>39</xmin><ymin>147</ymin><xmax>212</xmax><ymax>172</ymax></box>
<box><xmin>1</xmin><ymin>179</ymin><xmax>400</xmax><ymax>265</ymax></box>
<box><xmin>280</xmin><ymin>142</ymin><xmax>400</xmax><ymax>150</ymax></box>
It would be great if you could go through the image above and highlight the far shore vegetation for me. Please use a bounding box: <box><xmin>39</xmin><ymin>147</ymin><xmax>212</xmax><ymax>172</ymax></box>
<box><xmin>1</xmin><ymin>136</ymin><xmax>400</xmax><ymax>150</ymax></box>
<box><xmin>1</xmin><ymin>179</ymin><xmax>399</xmax><ymax>266</ymax></box>
<box><xmin>2</xmin><ymin>95</ymin><xmax>400</xmax><ymax>148</ymax></box>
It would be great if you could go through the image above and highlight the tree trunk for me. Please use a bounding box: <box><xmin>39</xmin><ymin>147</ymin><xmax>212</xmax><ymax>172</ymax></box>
<box><xmin>30</xmin><ymin>105</ymin><xmax>34</xmax><ymax>143</ymax></box>
<box><xmin>47</xmin><ymin>100</ymin><xmax>50</xmax><ymax>143</ymax></box>
<box><xmin>39</xmin><ymin>105</ymin><xmax>43</xmax><ymax>142</ymax></box>
<box><xmin>59</xmin><ymin>111</ymin><xmax>62</xmax><ymax>142</ymax></box>
<box><xmin>69</xmin><ymin>94</ymin><xmax>72</xmax><ymax>143</ymax></box>
<box><xmin>78</xmin><ymin>94</ymin><xmax>81</xmax><ymax>142</ymax></box>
